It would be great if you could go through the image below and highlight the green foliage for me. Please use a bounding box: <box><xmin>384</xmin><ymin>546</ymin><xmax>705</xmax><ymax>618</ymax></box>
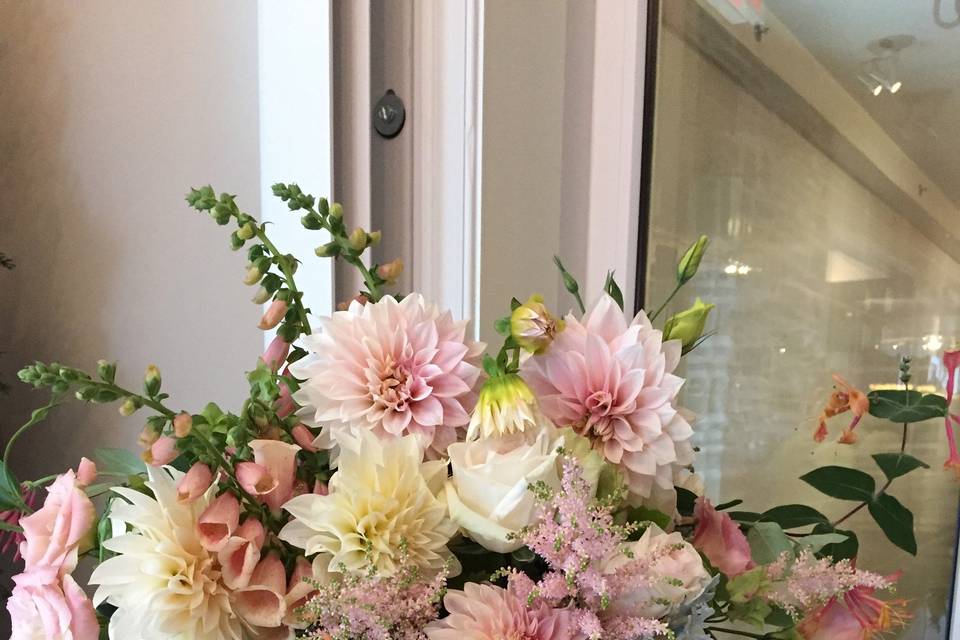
<box><xmin>0</xmin><ymin>461</ymin><xmax>25</xmax><ymax>511</ymax></box>
<box><xmin>795</xmin><ymin>532</ymin><xmax>849</xmax><ymax>553</ymax></box>
<box><xmin>94</xmin><ymin>448</ymin><xmax>146</xmax><ymax>476</ymax></box>
<box><xmin>867</xmin><ymin>389</ymin><xmax>947</xmax><ymax>423</ymax></box>
<box><xmin>868</xmin><ymin>493</ymin><xmax>917</xmax><ymax>555</ymax></box>
<box><xmin>553</xmin><ymin>255</ymin><xmax>585</xmax><ymax>314</ymax></box>
<box><xmin>747</xmin><ymin>522</ymin><xmax>792</xmax><ymax>565</ymax></box>
<box><xmin>759</xmin><ymin>504</ymin><xmax>829</xmax><ymax>529</ymax></box>
<box><xmin>799</xmin><ymin>465</ymin><xmax>875</xmax><ymax>501</ymax></box>
<box><xmin>676</xmin><ymin>486</ymin><xmax>698</xmax><ymax>517</ymax></box>
<box><xmin>872</xmin><ymin>452</ymin><xmax>929</xmax><ymax>481</ymax></box>
<box><xmin>603</xmin><ymin>271</ymin><xmax>624</xmax><ymax>311</ymax></box>
<box><xmin>677</xmin><ymin>235</ymin><xmax>709</xmax><ymax>285</ymax></box>
<box><xmin>812</xmin><ymin>523</ymin><xmax>859</xmax><ymax>561</ymax></box>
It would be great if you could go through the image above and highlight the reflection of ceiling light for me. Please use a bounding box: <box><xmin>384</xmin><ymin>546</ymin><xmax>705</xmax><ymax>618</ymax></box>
<box><xmin>858</xmin><ymin>74</ymin><xmax>883</xmax><ymax>96</ymax></box>
<box><xmin>724</xmin><ymin>260</ymin><xmax>753</xmax><ymax>276</ymax></box>
<box><xmin>859</xmin><ymin>55</ymin><xmax>902</xmax><ymax>95</ymax></box>
<box><xmin>923</xmin><ymin>334</ymin><xmax>944</xmax><ymax>352</ymax></box>
<box><xmin>778</xmin><ymin>347</ymin><xmax>786</xmax><ymax>353</ymax></box>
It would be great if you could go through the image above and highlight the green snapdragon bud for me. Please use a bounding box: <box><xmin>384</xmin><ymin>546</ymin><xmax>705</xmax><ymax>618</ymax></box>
<box><xmin>663</xmin><ymin>298</ymin><xmax>714</xmax><ymax>349</ymax></box>
<box><xmin>677</xmin><ymin>235</ymin><xmax>709</xmax><ymax>285</ymax></box>
<box><xmin>237</xmin><ymin>222</ymin><xmax>257</xmax><ymax>240</ymax></box>
<box><xmin>119</xmin><ymin>397</ymin><xmax>142</xmax><ymax>417</ymax></box>
<box><xmin>348</xmin><ymin>228</ymin><xmax>368</xmax><ymax>252</ymax></box>
<box><xmin>144</xmin><ymin>364</ymin><xmax>162</xmax><ymax>397</ymax></box>
<box><xmin>329</xmin><ymin>202</ymin><xmax>343</xmax><ymax>220</ymax></box>
<box><xmin>243</xmin><ymin>264</ymin><xmax>262</xmax><ymax>286</ymax></box>
<box><xmin>368</xmin><ymin>230</ymin><xmax>382</xmax><ymax>247</ymax></box>
<box><xmin>212</xmin><ymin>203</ymin><xmax>232</xmax><ymax>225</ymax></box>
<box><xmin>229</xmin><ymin>231</ymin><xmax>244</xmax><ymax>251</ymax></box>
<box><xmin>301</xmin><ymin>213</ymin><xmax>323</xmax><ymax>230</ymax></box>
<box><xmin>97</xmin><ymin>359</ymin><xmax>117</xmax><ymax>383</ymax></box>
<box><xmin>315</xmin><ymin>242</ymin><xmax>340</xmax><ymax>258</ymax></box>
<box><xmin>251</xmin><ymin>286</ymin><xmax>272</xmax><ymax>304</ymax></box>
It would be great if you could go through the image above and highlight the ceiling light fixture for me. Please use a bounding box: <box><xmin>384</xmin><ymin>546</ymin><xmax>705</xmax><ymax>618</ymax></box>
<box><xmin>858</xmin><ymin>74</ymin><xmax>883</xmax><ymax>96</ymax></box>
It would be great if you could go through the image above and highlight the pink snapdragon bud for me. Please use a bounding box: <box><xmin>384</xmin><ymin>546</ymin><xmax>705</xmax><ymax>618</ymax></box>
<box><xmin>76</xmin><ymin>458</ymin><xmax>97</xmax><ymax>487</ymax></box>
<box><xmin>250</xmin><ymin>440</ymin><xmax>301</xmax><ymax>515</ymax></box>
<box><xmin>173</xmin><ymin>412</ymin><xmax>193</xmax><ymax>438</ymax></box>
<box><xmin>291</xmin><ymin>424</ymin><xmax>318</xmax><ymax>452</ymax></box>
<box><xmin>218</xmin><ymin>518</ymin><xmax>265</xmax><ymax>590</ymax></box>
<box><xmin>143</xmin><ymin>437</ymin><xmax>178</xmax><ymax>467</ymax></box>
<box><xmin>176</xmin><ymin>463</ymin><xmax>214</xmax><ymax>503</ymax></box>
<box><xmin>376</xmin><ymin>258</ymin><xmax>404</xmax><ymax>284</ymax></box>
<box><xmin>236</xmin><ymin>462</ymin><xmax>279</xmax><ymax>498</ymax></box>
<box><xmin>234</xmin><ymin>552</ymin><xmax>287</xmax><ymax>628</ymax></box>
<box><xmin>258</xmin><ymin>300</ymin><xmax>289</xmax><ymax>330</ymax></box>
<box><xmin>275</xmin><ymin>381</ymin><xmax>295</xmax><ymax>418</ymax></box>
<box><xmin>197</xmin><ymin>492</ymin><xmax>240</xmax><ymax>552</ymax></box>
<box><xmin>260</xmin><ymin>335</ymin><xmax>291</xmax><ymax>372</ymax></box>
<box><xmin>137</xmin><ymin>425</ymin><xmax>160</xmax><ymax>448</ymax></box>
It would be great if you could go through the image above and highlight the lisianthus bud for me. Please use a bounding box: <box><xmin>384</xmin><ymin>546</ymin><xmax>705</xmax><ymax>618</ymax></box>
<box><xmin>258</xmin><ymin>299</ymin><xmax>288</xmax><ymax>331</ymax></box>
<box><xmin>144</xmin><ymin>365</ymin><xmax>162</xmax><ymax>397</ymax></box>
<box><xmin>173</xmin><ymin>412</ymin><xmax>193</xmax><ymax>438</ymax></box>
<box><xmin>677</xmin><ymin>235</ymin><xmax>709</xmax><ymax>285</ymax></box>
<box><xmin>376</xmin><ymin>258</ymin><xmax>403</xmax><ymax>284</ymax></box>
<box><xmin>348</xmin><ymin>227</ymin><xmax>368</xmax><ymax>252</ymax></box>
<box><xmin>243</xmin><ymin>264</ymin><xmax>262</xmax><ymax>286</ymax></box>
<box><xmin>510</xmin><ymin>294</ymin><xmax>564</xmax><ymax>354</ymax></box>
<box><xmin>251</xmin><ymin>286</ymin><xmax>271</xmax><ymax>305</ymax></box>
<box><xmin>467</xmin><ymin>373</ymin><xmax>547</xmax><ymax>440</ymax></box>
<box><xmin>118</xmin><ymin>397</ymin><xmax>141</xmax><ymax>417</ymax></box>
<box><xmin>663</xmin><ymin>298</ymin><xmax>714</xmax><ymax>349</ymax></box>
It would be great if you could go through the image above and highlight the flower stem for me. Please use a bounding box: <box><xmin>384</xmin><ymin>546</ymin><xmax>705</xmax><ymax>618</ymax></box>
<box><xmin>256</xmin><ymin>228</ymin><xmax>312</xmax><ymax>334</ymax></box>
<box><xmin>649</xmin><ymin>282</ymin><xmax>682</xmax><ymax>322</ymax></box>
<box><xmin>831</xmin><ymin>422</ymin><xmax>908</xmax><ymax>528</ymax></box>
<box><xmin>3</xmin><ymin>394</ymin><xmax>64</xmax><ymax>468</ymax></box>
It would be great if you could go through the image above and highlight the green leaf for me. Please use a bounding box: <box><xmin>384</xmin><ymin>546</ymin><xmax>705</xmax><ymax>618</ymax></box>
<box><xmin>872</xmin><ymin>452</ymin><xmax>929</xmax><ymax>481</ymax></box>
<box><xmin>0</xmin><ymin>520</ymin><xmax>23</xmax><ymax>534</ymax></box>
<box><xmin>603</xmin><ymin>271</ymin><xmax>624</xmax><ymax>311</ymax></box>
<box><xmin>800</xmin><ymin>466</ymin><xmax>875</xmax><ymax>501</ymax></box>
<box><xmin>727</xmin><ymin>598</ymin><xmax>771</xmax><ymax>628</ymax></box>
<box><xmin>868</xmin><ymin>493</ymin><xmax>916</xmax><ymax>555</ymax></box>
<box><xmin>715</xmin><ymin>498</ymin><xmax>744</xmax><ymax>511</ymax></box>
<box><xmin>747</xmin><ymin>522</ymin><xmax>793</xmax><ymax>565</ymax></box>
<box><xmin>868</xmin><ymin>390</ymin><xmax>947</xmax><ymax>423</ymax></box>
<box><xmin>812</xmin><ymin>523</ymin><xmax>859</xmax><ymax>561</ymax></box>
<box><xmin>760</xmin><ymin>504</ymin><xmax>829</xmax><ymax>529</ymax></box>
<box><xmin>796</xmin><ymin>533</ymin><xmax>849</xmax><ymax>553</ymax></box>
<box><xmin>201</xmin><ymin>402</ymin><xmax>225</xmax><ymax>423</ymax></box>
<box><xmin>494</xmin><ymin>316</ymin><xmax>511</xmax><ymax>337</ymax></box>
<box><xmin>0</xmin><ymin>461</ymin><xmax>24</xmax><ymax>511</ymax></box>
<box><xmin>482</xmin><ymin>354</ymin><xmax>501</xmax><ymax>378</ymax></box>
<box><xmin>729</xmin><ymin>511</ymin><xmax>762</xmax><ymax>524</ymax></box>
<box><xmin>83</xmin><ymin>483</ymin><xmax>116</xmax><ymax>498</ymax></box>
<box><xmin>510</xmin><ymin>297</ymin><xmax>523</xmax><ymax>311</ymax></box>
<box><xmin>94</xmin><ymin>448</ymin><xmax>146</xmax><ymax>476</ymax></box>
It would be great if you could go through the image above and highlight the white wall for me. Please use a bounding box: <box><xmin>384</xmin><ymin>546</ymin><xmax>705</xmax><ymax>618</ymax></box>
<box><xmin>0</xmin><ymin>0</ymin><xmax>263</xmax><ymax>524</ymax></box>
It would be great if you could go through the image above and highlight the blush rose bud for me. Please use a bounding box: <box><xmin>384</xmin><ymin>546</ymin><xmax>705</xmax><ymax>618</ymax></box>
<box><xmin>376</xmin><ymin>259</ymin><xmax>403</xmax><ymax>284</ymax></box>
<box><xmin>173</xmin><ymin>412</ymin><xmax>193</xmax><ymax>438</ymax></box>
<box><xmin>510</xmin><ymin>294</ymin><xmax>564</xmax><ymax>354</ymax></box>
<box><xmin>663</xmin><ymin>298</ymin><xmax>714</xmax><ymax>350</ymax></box>
<box><xmin>677</xmin><ymin>235</ymin><xmax>709</xmax><ymax>285</ymax></box>
<box><xmin>258</xmin><ymin>300</ymin><xmax>288</xmax><ymax>330</ymax></box>
<box><xmin>144</xmin><ymin>365</ymin><xmax>162</xmax><ymax>397</ymax></box>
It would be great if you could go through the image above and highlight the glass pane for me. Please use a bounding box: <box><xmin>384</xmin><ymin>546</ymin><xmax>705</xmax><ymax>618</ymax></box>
<box><xmin>643</xmin><ymin>1</ymin><xmax>960</xmax><ymax>637</ymax></box>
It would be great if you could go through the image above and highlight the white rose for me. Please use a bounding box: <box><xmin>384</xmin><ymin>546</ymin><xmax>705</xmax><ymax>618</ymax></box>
<box><xmin>445</xmin><ymin>429</ymin><xmax>563</xmax><ymax>553</ymax></box>
<box><xmin>604</xmin><ymin>524</ymin><xmax>710</xmax><ymax>619</ymax></box>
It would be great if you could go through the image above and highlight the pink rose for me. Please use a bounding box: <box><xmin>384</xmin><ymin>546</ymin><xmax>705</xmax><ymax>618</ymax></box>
<box><xmin>7</xmin><ymin>569</ymin><xmax>98</xmax><ymax>640</ymax></box>
<box><xmin>692</xmin><ymin>497</ymin><xmax>754</xmax><ymax>577</ymax></box>
<box><xmin>18</xmin><ymin>471</ymin><xmax>96</xmax><ymax>576</ymax></box>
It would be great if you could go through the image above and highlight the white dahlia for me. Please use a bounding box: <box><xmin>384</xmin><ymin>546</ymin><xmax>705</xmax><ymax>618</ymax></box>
<box><xmin>521</xmin><ymin>294</ymin><xmax>694</xmax><ymax>501</ymax></box>
<box><xmin>278</xmin><ymin>431</ymin><xmax>458</xmax><ymax>577</ymax></box>
<box><xmin>89</xmin><ymin>467</ymin><xmax>244</xmax><ymax>640</ymax></box>
<box><xmin>290</xmin><ymin>294</ymin><xmax>485</xmax><ymax>459</ymax></box>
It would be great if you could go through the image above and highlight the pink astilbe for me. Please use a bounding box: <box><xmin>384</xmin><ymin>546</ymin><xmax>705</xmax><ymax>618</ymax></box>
<box><xmin>513</xmin><ymin>456</ymin><xmax>671</xmax><ymax>640</ymax></box>
<box><xmin>300</xmin><ymin>559</ymin><xmax>447</xmax><ymax>640</ymax></box>
<box><xmin>763</xmin><ymin>549</ymin><xmax>896</xmax><ymax>618</ymax></box>
<box><xmin>290</xmin><ymin>294</ymin><xmax>485</xmax><ymax>458</ymax></box>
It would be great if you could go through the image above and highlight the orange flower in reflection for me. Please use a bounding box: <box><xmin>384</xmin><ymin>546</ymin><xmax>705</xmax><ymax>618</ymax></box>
<box><xmin>815</xmin><ymin>375</ymin><xmax>870</xmax><ymax>444</ymax></box>
<box><xmin>798</xmin><ymin>578</ymin><xmax>909</xmax><ymax>640</ymax></box>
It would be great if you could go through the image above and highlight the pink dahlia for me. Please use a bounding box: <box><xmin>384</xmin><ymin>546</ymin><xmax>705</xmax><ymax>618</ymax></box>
<box><xmin>290</xmin><ymin>294</ymin><xmax>485</xmax><ymax>458</ymax></box>
<box><xmin>521</xmin><ymin>294</ymin><xmax>693</xmax><ymax>500</ymax></box>
<box><xmin>425</xmin><ymin>582</ymin><xmax>572</xmax><ymax>640</ymax></box>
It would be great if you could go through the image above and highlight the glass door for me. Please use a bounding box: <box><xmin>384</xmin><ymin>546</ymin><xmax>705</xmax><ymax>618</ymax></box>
<box><xmin>640</xmin><ymin>1</ymin><xmax>960</xmax><ymax>637</ymax></box>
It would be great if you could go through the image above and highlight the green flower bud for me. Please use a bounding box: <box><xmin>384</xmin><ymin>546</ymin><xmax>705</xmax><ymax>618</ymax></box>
<box><xmin>119</xmin><ymin>397</ymin><xmax>141</xmax><ymax>417</ymax></box>
<box><xmin>368</xmin><ymin>230</ymin><xmax>382</xmax><ymax>247</ymax></box>
<box><xmin>251</xmin><ymin>286</ymin><xmax>272</xmax><ymax>304</ymax></box>
<box><xmin>317</xmin><ymin>197</ymin><xmax>329</xmax><ymax>216</ymax></box>
<box><xmin>663</xmin><ymin>298</ymin><xmax>714</xmax><ymax>349</ymax></box>
<box><xmin>510</xmin><ymin>294</ymin><xmax>565</xmax><ymax>354</ymax></box>
<box><xmin>144</xmin><ymin>364</ymin><xmax>162</xmax><ymax>397</ymax></box>
<box><xmin>329</xmin><ymin>202</ymin><xmax>343</xmax><ymax>220</ymax></box>
<box><xmin>229</xmin><ymin>231</ymin><xmax>244</xmax><ymax>251</ymax></box>
<box><xmin>212</xmin><ymin>203</ymin><xmax>232</xmax><ymax>225</ymax></box>
<box><xmin>467</xmin><ymin>373</ymin><xmax>546</xmax><ymax>440</ymax></box>
<box><xmin>348</xmin><ymin>228</ymin><xmax>368</xmax><ymax>252</ymax></box>
<box><xmin>237</xmin><ymin>222</ymin><xmax>257</xmax><ymax>240</ymax></box>
<box><xmin>301</xmin><ymin>213</ymin><xmax>323</xmax><ymax>230</ymax></box>
<box><xmin>677</xmin><ymin>235</ymin><xmax>709</xmax><ymax>285</ymax></box>
<box><xmin>315</xmin><ymin>242</ymin><xmax>340</xmax><ymax>258</ymax></box>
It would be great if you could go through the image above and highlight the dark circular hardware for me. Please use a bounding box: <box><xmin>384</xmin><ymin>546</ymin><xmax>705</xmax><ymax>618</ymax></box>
<box><xmin>373</xmin><ymin>90</ymin><xmax>405</xmax><ymax>139</ymax></box>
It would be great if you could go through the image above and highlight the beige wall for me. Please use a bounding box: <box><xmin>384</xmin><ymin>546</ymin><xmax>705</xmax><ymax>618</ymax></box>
<box><xmin>0</xmin><ymin>0</ymin><xmax>262</xmax><ymax>502</ymax></box>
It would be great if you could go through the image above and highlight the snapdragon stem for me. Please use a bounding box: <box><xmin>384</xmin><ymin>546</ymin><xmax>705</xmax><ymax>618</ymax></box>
<box><xmin>256</xmin><ymin>229</ymin><xmax>312</xmax><ymax>334</ymax></box>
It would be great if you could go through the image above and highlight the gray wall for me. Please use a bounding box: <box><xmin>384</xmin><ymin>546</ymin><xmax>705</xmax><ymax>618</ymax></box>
<box><xmin>0</xmin><ymin>0</ymin><xmax>262</xmax><ymax>537</ymax></box>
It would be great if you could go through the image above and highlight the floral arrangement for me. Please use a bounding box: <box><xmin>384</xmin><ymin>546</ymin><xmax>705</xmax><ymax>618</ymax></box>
<box><xmin>2</xmin><ymin>182</ymin><xmax>955</xmax><ymax>640</ymax></box>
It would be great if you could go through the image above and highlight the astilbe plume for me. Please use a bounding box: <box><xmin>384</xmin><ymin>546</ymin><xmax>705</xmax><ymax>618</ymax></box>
<box><xmin>763</xmin><ymin>549</ymin><xmax>896</xmax><ymax>617</ymax></box>
<box><xmin>511</xmin><ymin>456</ymin><xmax>672</xmax><ymax>639</ymax></box>
<box><xmin>300</xmin><ymin>558</ymin><xmax>447</xmax><ymax>640</ymax></box>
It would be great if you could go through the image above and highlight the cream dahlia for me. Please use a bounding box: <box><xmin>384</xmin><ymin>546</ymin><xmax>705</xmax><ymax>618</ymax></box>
<box><xmin>424</xmin><ymin>582</ymin><xmax>572</xmax><ymax>640</ymax></box>
<box><xmin>521</xmin><ymin>294</ymin><xmax>694</xmax><ymax>501</ymax></box>
<box><xmin>290</xmin><ymin>294</ymin><xmax>485</xmax><ymax>458</ymax></box>
<box><xmin>89</xmin><ymin>467</ymin><xmax>244</xmax><ymax>640</ymax></box>
<box><xmin>278</xmin><ymin>431</ymin><xmax>458</xmax><ymax>576</ymax></box>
